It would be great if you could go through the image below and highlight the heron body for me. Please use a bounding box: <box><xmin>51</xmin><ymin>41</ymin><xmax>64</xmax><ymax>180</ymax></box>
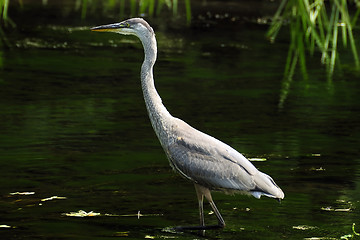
<box><xmin>91</xmin><ymin>18</ymin><xmax>284</xmax><ymax>229</ymax></box>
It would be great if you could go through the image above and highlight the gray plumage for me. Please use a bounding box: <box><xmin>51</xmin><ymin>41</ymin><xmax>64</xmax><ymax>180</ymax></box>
<box><xmin>91</xmin><ymin>18</ymin><xmax>284</xmax><ymax>229</ymax></box>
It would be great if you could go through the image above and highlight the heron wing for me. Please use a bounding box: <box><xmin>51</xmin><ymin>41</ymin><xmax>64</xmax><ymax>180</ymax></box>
<box><xmin>165</xmin><ymin>124</ymin><xmax>258</xmax><ymax>191</ymax></box>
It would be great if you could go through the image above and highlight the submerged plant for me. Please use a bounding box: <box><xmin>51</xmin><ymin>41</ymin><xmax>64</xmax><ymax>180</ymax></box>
<box><xmin>267</xmin><ymin>0</ymin><xmax>360</xmax><ymax>108</ymax></box>
<box><xmin>340</xmin><ymin>223</ymin><xmax>360</xmax><ymax>239</ymax></box>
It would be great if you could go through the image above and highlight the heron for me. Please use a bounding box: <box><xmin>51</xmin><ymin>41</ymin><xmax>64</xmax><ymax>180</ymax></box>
<box><xmin>91</xmin><ymin>18</ymin><xmax>284</xmax><ymax>230</ymax></box>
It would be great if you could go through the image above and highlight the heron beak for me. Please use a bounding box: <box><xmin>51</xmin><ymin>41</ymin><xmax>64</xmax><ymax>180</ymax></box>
<box><xmin>91</xmin><ymin>22</ymin><xmax>128</xmax><ymax>32</ymax></box>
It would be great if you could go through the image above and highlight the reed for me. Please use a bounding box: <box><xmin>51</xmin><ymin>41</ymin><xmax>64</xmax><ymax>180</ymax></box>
<box><xmin>0</xmin><ymin>0</ymin><xmax>15</xmax><ymax>47</ymax></box>
<box><xmin>0</xmin><ymin>0</ymin><xmax>17</xmax><ymax>28</ymax></box>
<box><xmin>0</xmin><ymin>0</ymin><xmax>9</xmax><ymax>25</ymax></box>
<box><xmin>79</xmin><ymin>0</ymin><xmax>192</xmax><ymax>23</ymax></box>
<box><xmin>267</xmin><ymin>0</ymin><xmax>360</xmax><ymax>108</ymax></box>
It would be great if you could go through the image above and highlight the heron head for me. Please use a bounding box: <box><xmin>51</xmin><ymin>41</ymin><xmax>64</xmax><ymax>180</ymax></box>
<box><xmin>91</xmin><ymin>18</ymin><xmax>154</xmax><ymax>38</ymax></box>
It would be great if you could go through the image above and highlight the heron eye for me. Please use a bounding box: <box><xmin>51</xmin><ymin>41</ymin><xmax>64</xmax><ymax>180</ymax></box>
<box><xmin>126</xmin><ymin>22</ymin><xmax>130</xmax><ymax>27</ymax></box>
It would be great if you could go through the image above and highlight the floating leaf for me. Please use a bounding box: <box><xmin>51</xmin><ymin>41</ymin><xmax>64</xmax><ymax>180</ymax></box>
<box><xmin>321</xmin><ymin>206</ymin><xmax>333</xmax><ymax>211</ymax></box>
<box><xmin>304</xmin><ymin>238</ymin><xmax>337</xmax><ymax>240</ymax></box>
<box><xmin>248</xmin><ymin>158</ymin><xmax>267</xmax><ymax>162</ymax></box>
<box><xmin>293</xmin><ymin>225</ymin><xmax>317</xmax><ymax>230</ymax></box>
<box><xmin>334</xmin><ymin>208</ymin><xmax>351</xmax><ymax>212</ymax></box>
<box><xmin>41</xmin><ymin>196</ymin><xmax>67</xmax><ymax>202</ymax></box>
<box><xmin>341</xmin><ymin>234</ymin><xmax>353</xmax><ymax>239</ymax></box>
<box><xmin>311</xmin><ymin>153</ymin><xmax>321</xmax><ymax>157</ymax></box>
<box><xmin>114</xmin><ymin>232</ymin><xmax>129</xmax><ymax>237</ymax></box>
<box><xmin>63</xmin><ymin>210</ymin><xmax>101</xmax><ymax>217</ymax></box>
<box><xmin>321</xmin><ymin>206</ymin><xmax>351</xmax><ymax>212</ymax></box>
<box><xmin>0</xmin><ymin>225</ymin><xmax>13</xmax><ymax>228</ymax></box>
<box><xmin>310</xmin><ymin>167</ymin><xmax>325</xmax><ymax>171</ymax></box>
<box><xmin>9</xmin><ymin>192</ymin><xmax>35</xmax><ymax>195</ymax></box>
<box><xmin>63</xmin><ymin>210</ymin><xmax>160</xmax><ymax>218</ymax></box>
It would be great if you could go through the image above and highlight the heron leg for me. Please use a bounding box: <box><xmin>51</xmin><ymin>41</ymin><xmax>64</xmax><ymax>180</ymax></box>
<box><xmin>209</xmin><ymin>200</ymin><xmax>225</xmax><ymax>227</ymax></box>
<box><xmin>195</xmin><ymin>183</ymin><xmax>205</xmax><ymax>227</ymax></box>
<box><xmin>194</xmin><ymin>184</ymin><xmax>226</xmax><ymax>228</ymax></box>
<box><xmin>172</xmin><ymin>184</ymin><xmax>225</xmax><ymax>232</ymax></box>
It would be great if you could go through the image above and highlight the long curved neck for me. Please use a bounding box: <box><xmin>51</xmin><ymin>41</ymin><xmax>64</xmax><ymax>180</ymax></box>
<box><xmin>139</xmin><ymin>32</ymin><xmax>173</xmax><ymax>141</ymax></box>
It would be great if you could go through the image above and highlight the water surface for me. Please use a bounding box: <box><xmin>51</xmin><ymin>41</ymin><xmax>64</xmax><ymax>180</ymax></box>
<box><xmin>1</xmin><ymin>1</ymin><xmax>360</xmax><ymax>239</ymax></box>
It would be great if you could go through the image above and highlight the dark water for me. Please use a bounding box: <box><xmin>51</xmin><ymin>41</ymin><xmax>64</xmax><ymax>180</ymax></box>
<box><xmin>1</xmin><ymin>1</ymin><xmax>360</xmax><ymax>239</ymax></box>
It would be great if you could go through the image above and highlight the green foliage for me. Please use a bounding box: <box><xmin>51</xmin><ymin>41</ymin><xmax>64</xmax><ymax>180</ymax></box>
<box><xmin>0</xmin><ymin>0</ymin><xmax>15</xmax><ymax>47</ymax></box>
<box><xmin>0</xmin><ymin>0</ymin><xmax>9</xmax><ymax>24</ymax></box>
<box><xmin>0</xmin><ymin>0</ymin><xmax>191</xmax><ymax>47</ymax></box>
<box><xmin>78</xmin><ymin>0</ymin><xmax>191</xmax><ymax>23</ymax></box>
<box><xmin>340</xmin><ymin>223</ymin><xmax>360</xmax><ymax>239</ymax></box>
<box><xmin>0</xmin><ymin>0</ymin><xmax>17</xmax><ymax>27</ymax></box>
<box><xmin>267</xmin><ymin>0</ymin><xmax>360</xmax><ymax>108</ymax></box>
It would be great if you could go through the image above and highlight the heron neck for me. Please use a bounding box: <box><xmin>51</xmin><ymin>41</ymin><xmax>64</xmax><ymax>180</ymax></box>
<box><xmin>140</xmin><ymin>34</ymin><xmax>173</xmax><ymax>141</ymax></box>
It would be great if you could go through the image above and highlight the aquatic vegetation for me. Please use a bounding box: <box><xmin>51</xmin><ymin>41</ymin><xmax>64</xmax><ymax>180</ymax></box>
<box><xmin>340</xmin><ymin>223</ymin><xmax>360</xmax><ymax>239</ymax></box>
<box><xmin>63</xmin><ymin>210</ymin><xmax>101</xmax><ymax>217</ymax></box>
<box><xmin>0</xmin><ymin>0</ymin><xmax>18</xmax><ymax>47</ymax></box>
<box><xmin>9</xmin><ymin>191</ymin><xmax>35</xmax><ymax>196</ymax></box>
<box><xmin>0</xmin><ymin>0</ymin><xmax>18</xmax><ymax>28</ymax></box>
<box><xmin>0</xmin><ymin>225</ymin><xmax>15</xmax><ymax>229</ymax></box>
<box><xmin>292</xmin><ymin>225</ymin><xmax>317</xmax><ymax>230</ymax></box>
<box><xmin>0</xmin><ymin>0</ymin><xmax>9</xmax><ymax>26</ymax></box>
<box><xmin>267</xmin><ymin>0</ymin><xmax>360</xmax><ymax>108</ymax></box>
<box><xmin>0</xmin><ymin>0</ymin><xmax>8</xmax><ymax>46</ymax></box>
<box><xmin>40</xmin><ymin>196</ymin><xmax>67</xmax><ymax>202</ymax></box>
<box><xmin>1</xmin><ymin>0</ymin><xmax>191</xmax><ymax>47</ymax></box>
<box><xmin>77</xmin><ymin>0</ymin><xmax>191</xmax><ymax>22</ymax></box>
<box><xmin>63</xmin><ymin>209</ymin><xmax>161</xmax><ymax>218</ymax></box>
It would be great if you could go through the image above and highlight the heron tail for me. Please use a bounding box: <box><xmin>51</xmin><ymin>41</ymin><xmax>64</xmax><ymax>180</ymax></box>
<box><xmin>250</xmin><ymin>172</ymin><xmax>284</xmax><ymax>200</ymax></box>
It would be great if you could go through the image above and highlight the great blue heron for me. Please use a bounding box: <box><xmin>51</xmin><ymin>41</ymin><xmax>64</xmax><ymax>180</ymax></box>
<box><xmin>91</xmin><ymin>18</ymin><xmax>284</xmax><ymax>230</ymax></box>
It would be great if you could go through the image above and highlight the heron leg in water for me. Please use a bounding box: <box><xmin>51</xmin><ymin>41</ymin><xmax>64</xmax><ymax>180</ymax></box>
<box><xmin>195</xmin><ymin>185</ymin><xmax>205</xmax><ymax>227</ymax></box>
<box><xmin>173</xmin><ymin>184</ymin><xmax>225</xmax><ymax>231</ymax></box>
<box><xmin>195</xmin><ymin>184</ymin><xmax>226</xmax><ymax>228</ymax></box>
